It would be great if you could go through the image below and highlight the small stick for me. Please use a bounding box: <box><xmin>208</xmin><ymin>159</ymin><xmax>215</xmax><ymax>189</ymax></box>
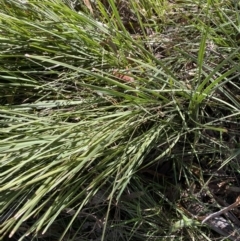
<box><xmin>202</xmin><ymin>196</ymin><xmax>240</xmax><ymax>224</ymax></box>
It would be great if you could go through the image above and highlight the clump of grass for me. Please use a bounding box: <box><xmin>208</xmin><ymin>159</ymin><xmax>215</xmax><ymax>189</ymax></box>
<box><xmin>0</xmin><ymin>0</ymin><xmax>240</xmax><ymax>240</ymax></box>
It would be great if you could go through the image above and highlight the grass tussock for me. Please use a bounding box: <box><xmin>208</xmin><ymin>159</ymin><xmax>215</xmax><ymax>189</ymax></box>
<box><xmin>1</xmin><ymin>0</ymin><xmax>240</xmax><ymax>240</ymax></box>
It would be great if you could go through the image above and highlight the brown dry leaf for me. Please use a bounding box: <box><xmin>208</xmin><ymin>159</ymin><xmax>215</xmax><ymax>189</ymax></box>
<box><xmin>83</xmin><ymin>0</ymin><xmax>93</xmax><ymax>14</ymax></box>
